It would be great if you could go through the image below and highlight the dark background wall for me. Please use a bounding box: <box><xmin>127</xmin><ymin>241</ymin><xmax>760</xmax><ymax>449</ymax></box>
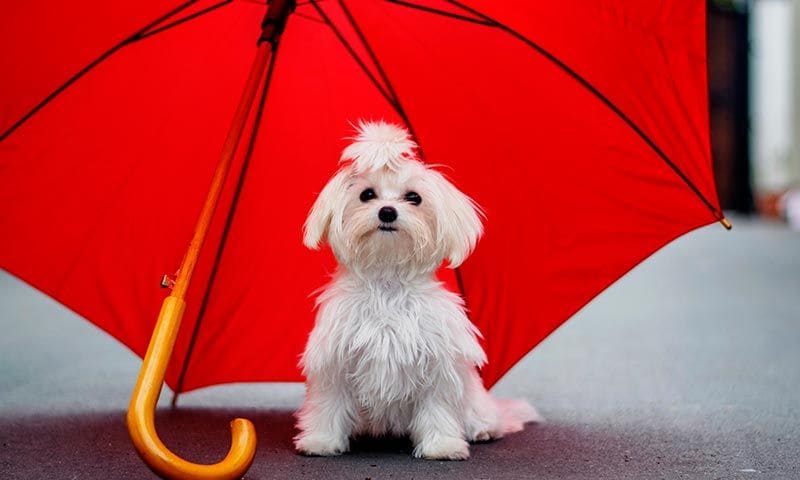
<box><xmin>708</xmin><ymin>1</ymin><xmax>753</xmax><ymax>212</ymax></box>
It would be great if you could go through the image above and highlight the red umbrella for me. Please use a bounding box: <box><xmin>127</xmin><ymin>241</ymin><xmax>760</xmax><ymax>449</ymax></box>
<box><xmin>1</xmin><ymin>0</ymin><xmax>728</xmax><ymax>478</ymax></box>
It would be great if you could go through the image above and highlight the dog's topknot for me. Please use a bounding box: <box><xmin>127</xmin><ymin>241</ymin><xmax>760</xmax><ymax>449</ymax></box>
<box><xmin>340</xmin><ymin>120</ymin><xmax>417</xmax><ymax>173</ymax></box>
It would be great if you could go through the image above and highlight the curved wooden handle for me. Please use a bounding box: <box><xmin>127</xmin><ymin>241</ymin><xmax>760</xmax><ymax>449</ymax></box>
<box><xmin>127</xmin><ymin>297</ymin><xmax>257</xmax><ymax>479</ymax></box>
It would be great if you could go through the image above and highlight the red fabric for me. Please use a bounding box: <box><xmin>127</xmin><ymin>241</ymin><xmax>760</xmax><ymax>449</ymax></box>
<box><xmin>0</xmin><ymin>1</ymin><xmax>719</xmax><ymax>391</ymax></box>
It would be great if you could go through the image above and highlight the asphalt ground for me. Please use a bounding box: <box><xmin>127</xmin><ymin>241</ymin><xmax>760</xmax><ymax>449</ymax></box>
<box><xmin>1</xmin><ymin>214</ymin><xmax>799</xmax><ymax>479</ymax></box>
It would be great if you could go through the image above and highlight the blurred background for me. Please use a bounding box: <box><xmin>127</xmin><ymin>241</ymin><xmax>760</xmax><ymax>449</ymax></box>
<box><xmin>709</xmin><ymin>0</ymin><xmax>800</xmax><ymax>228</ymax></box>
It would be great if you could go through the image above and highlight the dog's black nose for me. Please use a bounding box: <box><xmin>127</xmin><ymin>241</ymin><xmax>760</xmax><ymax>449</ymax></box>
<box><xmin>378</xmin><ymin>206</ymin><xmax>398</xmax><ymax>223</ymax></box>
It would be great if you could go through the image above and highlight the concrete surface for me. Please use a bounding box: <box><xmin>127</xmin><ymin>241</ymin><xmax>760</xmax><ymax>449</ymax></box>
<box><xmin>1</xmin><ymin>215</ymin><xmax>799</xmax><ymax>479</ymax></box>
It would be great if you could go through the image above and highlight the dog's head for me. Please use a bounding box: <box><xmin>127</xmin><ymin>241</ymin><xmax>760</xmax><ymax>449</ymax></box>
<box><xmin>303</xmin><ymin>121</ymin><xmax>483</xmax><ymax>275</ymax></box>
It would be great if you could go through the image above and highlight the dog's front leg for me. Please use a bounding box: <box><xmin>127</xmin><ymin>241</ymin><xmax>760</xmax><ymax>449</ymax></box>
<box><xmin>294</xmin><ymin>377</ymin><xmax>356</xmax><ymax>456</ymax></box>
<box><xmin>410</xmin><ymin>390</ymin><xmax>470</xmax><ymax>460</ymax></box>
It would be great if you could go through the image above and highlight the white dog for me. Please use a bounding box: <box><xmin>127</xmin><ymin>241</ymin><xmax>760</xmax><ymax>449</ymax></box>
<box><xmin>295</xmin><ymin>121</ymin><xmax>539</xmax><ymax>460</ymax></box>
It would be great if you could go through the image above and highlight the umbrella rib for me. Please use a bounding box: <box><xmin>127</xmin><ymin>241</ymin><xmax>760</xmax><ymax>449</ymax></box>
<box><xmin>442</xmin><ymin>0</ymin><xmax>724</xmax><ymax>221</ymax></box>
<box><xmin>338</xmin><ymin>0</ymin><xmax>479</xmax><ymax>310</ymax></box>
<box><xmin>336</xmin><ymin>0</ymin><xmax>417</xmax><ymax>140</ymax></box>
<box><xmin>134</xmin><ymin>0</ymin><xmax>234</xmax><ymax>41</ymax></box>
<box><xmin>294</xmin><ymin>10</ymin><xmax>327</xmax><ymax>24</ymax></box>
<box><xmin>336</xmin><ymin>0</ymin><xmax>490</xmax><ymax>307</ymax></box>
<box><xmin>383</xmin><ymin>0</ymin><xmax>495</xmax><ymax>26</ymax></box>
<box><xmin>308</xmin><ymin>0</ymin><xmax>398</xmax><ymax>111</ymax></box>
<box><xmin>0</xmin><ymin>0</ymin><xmax>199</xmax><ymax>142</ymax></box>
<box><xmin>172</xmin><ymin>33</ymin><xmax>283</xmax><ymax>402</ymax></box>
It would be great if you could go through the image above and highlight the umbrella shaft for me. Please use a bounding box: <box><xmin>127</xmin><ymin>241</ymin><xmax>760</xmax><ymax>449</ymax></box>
<box><xmin>171</xmin><ymin>42</ymin><xmax>273</xmax><ymax>299</ymax></box>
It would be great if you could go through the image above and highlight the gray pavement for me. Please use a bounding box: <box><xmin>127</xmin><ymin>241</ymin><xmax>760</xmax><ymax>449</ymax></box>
<box><xmin>1</xmin><ymin>215</ymin><xmax>799</xmax><ymax>479</ymax></box>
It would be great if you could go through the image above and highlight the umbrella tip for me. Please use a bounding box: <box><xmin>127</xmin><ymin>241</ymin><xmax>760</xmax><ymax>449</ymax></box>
<box><xmin>719</xmin><ymin>216</ymin><xmax>732</xmax><ymax>230</ymax></box>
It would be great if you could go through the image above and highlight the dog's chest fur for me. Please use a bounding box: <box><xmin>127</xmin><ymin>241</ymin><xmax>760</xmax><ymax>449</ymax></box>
<box><xmin>343</xmin><ymin>280</ymin><xmax>439</xmax><ymax>403</ymax></box>
<box><xmin>310</xmin><ymin>273</ymin><xmax>483</xmax><ymax>433</ymax></box>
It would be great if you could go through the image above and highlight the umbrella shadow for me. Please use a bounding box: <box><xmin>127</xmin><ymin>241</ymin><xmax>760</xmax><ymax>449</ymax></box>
<box><xmin>0</xmin><ymin>408</ymin><xmax>732</xmax><ymax>479</ymax></box>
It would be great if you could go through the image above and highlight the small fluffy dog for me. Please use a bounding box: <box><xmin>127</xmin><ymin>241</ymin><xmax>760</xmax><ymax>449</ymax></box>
<box><xmin>295</xmin><ymin>121</ymin><xmax>539</xmax><ymax>460</ymax></box>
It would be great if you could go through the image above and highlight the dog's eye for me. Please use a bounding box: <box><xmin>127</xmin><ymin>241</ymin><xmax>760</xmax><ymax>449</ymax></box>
<box><xmin>404</xmin><ymin>191</ymin><xmax>422</xmax><ymax>206</ymax></box>
<box><xmin>359</xmin><ymin>188</ymin><xmax>377</xmax><ymax>202</ymax></box>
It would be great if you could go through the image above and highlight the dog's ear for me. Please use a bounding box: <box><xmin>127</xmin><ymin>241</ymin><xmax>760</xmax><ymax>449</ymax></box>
<box><xmin>303</xmin><ymin>168</ymin><xmax>351</xmax><ymax>250</ymax></box>
<box><xmin>428</xmin><ymin>171</ymin><xmax>484</xmax><ymax>268</ymax></box>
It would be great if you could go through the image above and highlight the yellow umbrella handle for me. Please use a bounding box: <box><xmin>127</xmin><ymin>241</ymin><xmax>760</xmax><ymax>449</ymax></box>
<box><xmin>127</xmin><ymin>297</ymin><xmax>257</xmax><ymax>480</ymax></box>
<box><xmin>125</xmin><ymin>18</ymin><xmax>284</xmax><ymax>475</ymax></box>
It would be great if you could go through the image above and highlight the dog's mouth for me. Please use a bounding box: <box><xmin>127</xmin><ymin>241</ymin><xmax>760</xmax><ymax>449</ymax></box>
<box><xmin>378</xmin><ymin>225</ymin><xmax>397</xmax><ymax>232</ymax></box>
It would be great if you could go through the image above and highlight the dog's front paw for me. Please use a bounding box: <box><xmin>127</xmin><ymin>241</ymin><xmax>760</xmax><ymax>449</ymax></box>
<box><xmin>294</xmin><ymin>433</ymin><xmax>349</xmax><ymax>457</ymax></box>
<box><xmin>413</xmin><ymin>436</ymin><xmax>470</xmax><ymax>461</ymax></box>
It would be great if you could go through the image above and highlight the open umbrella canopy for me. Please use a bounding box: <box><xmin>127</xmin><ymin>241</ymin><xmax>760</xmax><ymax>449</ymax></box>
<box><xmin>0</xmin><ymin>0</ymin><xmax>722</xmax><ymax>395</ymax></box>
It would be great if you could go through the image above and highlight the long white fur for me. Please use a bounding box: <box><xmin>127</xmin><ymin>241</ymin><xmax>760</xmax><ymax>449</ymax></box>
<box><xmin>296</xmin><ymin>121</ymin><xmax>540</xmax><ymax>460</ymax></box>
